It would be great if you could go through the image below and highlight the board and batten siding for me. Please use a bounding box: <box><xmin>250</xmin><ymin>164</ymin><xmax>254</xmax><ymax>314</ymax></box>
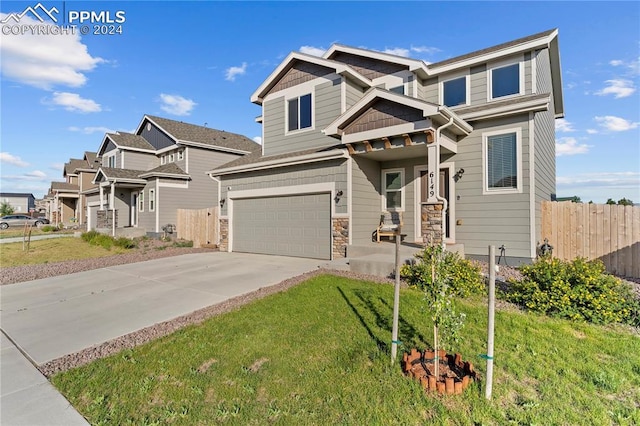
<box><xmin>533</xmin><ymin>48</ymin><xmax>557</xmax><ymax>243</ymax></box>
<box><xmin>262</xmin><ymin>77</ymin><xmax>343</xmax><ymax>156</ymax></box>
<box><xmin>140</xmin><ymin>122</ymin><xmax>175</xmax><ymax>150</ymax></box>
<box><xmin>351</xmin><ymin>157</ymin><xmax>382</xmax><ymax>244</ymax></box>
<box><xmin>219</xmin><ymin>159</ymin><xmax>348</xmax><ymax>217</ymax></box>
<box><xmin>453</xmin><ymin>114</ymin><xmax>532</xmax><ymax>259</ymax></box>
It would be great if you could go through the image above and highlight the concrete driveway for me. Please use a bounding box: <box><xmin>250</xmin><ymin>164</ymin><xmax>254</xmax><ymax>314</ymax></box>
<box><xmin>1</xmin><ymin>252</ymin><xmax>321</xmax><ymax>425</ymax></box>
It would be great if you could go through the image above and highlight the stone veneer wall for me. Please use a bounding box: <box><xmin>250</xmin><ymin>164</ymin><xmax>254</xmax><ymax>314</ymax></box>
<box><xmin>218</xmin><ymin>218</ymin><xmax>229</xmax><ymax>251</ymax></box>
<box><xmin>97</xmin><ymin>210</ymin><xmax>118</xmax><ymax>229</ymax></box>
<box><xmin>421</xmin><ymin>203</ymin><xmax>443</xmax><ymax>245</ymax></box>
<box><xmin>332</xmin><ymin>217</ymin><xmax>349</xmax><ymax>259</ymax></box>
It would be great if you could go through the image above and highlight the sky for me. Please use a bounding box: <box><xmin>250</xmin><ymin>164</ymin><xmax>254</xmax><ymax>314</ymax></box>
<box><xmin>1</xmin><ymin>1</ymin><xmax>639</xmax><ymax>203</ymax></box>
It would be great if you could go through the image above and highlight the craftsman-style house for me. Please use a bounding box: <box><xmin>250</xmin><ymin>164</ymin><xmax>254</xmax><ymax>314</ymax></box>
<box><xmin>209</xmin><ymin>29</ymin><xmax>563</xmax><ymax>264</ymax></box>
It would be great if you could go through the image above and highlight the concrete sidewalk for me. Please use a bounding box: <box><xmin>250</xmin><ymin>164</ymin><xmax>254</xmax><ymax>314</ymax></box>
<box><xmin>1</xmin><ymin>252</ymin><xmax>321</xmax><ymax>425</ymax></box>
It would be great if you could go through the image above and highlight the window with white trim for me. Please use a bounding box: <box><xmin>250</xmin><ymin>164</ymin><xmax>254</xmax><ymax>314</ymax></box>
<box><xmin>160</xmin><ymin>155</ymin><xmax>166</xmax><ymax>165</ymax></box>
<box><xmin>138</xmin><ymin>191</ymin><xmax>144</xmax><ymax>212</ymax></box>
<box><xmin>483</xmin><ymin>129</ymin><xmax>522</xmax><ymax>193</ymax></box>
<box><xmin>287</xmin><ymin>93</ymin><xmax>312</xmax><ymax>132</ymax></box>
<box><xmin>489</xmin><ymin>60</ymin><xmax>523</xmax><ymax>100</ymax></box>
<box><xmin>442</xmin><ymin>76</ymin><xmax>467</xmax><ymax>107</ymax></box>
<box><xmin>177</xmin><ymin>150</ymin><xmax>184</xmax><ymax>161</ymax></box>
<box><xmin>106</xmin><ymin>155</ymin><xmax>116</xmax><ymax>168</ymax></box>
<box><xmin>149</xmin><ymin>189</ymin><xmax>155</xmax><ymax>212</ymax></box>
<box><xmin>382</xmin><ymin>169</ymin><xmax>404</xmax><ymax>210</ymax></box>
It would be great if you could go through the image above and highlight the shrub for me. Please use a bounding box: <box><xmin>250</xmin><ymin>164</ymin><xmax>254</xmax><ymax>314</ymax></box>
<box><xmin>115</xmin><ymin>237</ymin><xmax>137</xmax><ymax>249</ymax></box>
<box><xmin>172</xmin><ymin>239</ymin><xmax>193</xmax><ymax>248</ymax></box>
<box><xmin>401</xmin><ymin>245</ymin><xmax>485</xmax><ymax>298</ymax></box>
<box><xmin>504</xmin><ymin>257</ymin><xmax>638</xmax><ymax>326</ymax></box>
<box><xmin>81</xmin><ymin>230</ymin><xmax>100</xmax><ymax>243</ymax></box>
<box><xmin>40</xmin><ymin>225</ymin><xmax>56</xmax><ymax>233</ymax></box>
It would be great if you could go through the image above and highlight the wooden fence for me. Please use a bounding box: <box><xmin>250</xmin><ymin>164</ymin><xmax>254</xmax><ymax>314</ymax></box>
<box><xmin>541</xmin><ymin>201</ymin><xmax>640</xmax><ymax>278</ymax></box>
<box><xmin>176</xmin><ymin>207</ymin><xmax>218</xmax><ymax>248</ymax></box>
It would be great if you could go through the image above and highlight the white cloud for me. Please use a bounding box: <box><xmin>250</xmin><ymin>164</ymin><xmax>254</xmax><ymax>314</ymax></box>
<box><xmin>595</xmin><ymin>115</ymin><xmax>640</xmax><ymax>132</ymax></box>
<box><xmin>50</xmin><ymin>163</ymin><xmax>65</xmax><ymax>171</ymax></box>
<box><xmin>2</xmin><ymin>171</ymin><xmax>49</xmax><ymax>181</ymax></box>
<box><xmin>158</xmin><ymin>93</ymin><xmax>196</xmax><ymax>116</ymax></box>
<box><xmin>557</xmin><ymin>172</ymin><xmax>640</xmax><ymax>190</ymax></box>
<box><xmin>410</xmin><ymin>45</ymin><xmax>440</xmax><ymax>55</ymax></box>
<box><xmin>610</xmin><ymin>57</ymin><xmax>640</xmax><ymax>76</ymax></box>
<box><xmin>26</xmin><ymin>170</ymin><xmax>47</xmax><ymax>179</ymax></box>
<box><xmin>555</xmin><ymin>137</ymin><xmax>590</xmax><ymax>156</ymax></box>
<box><xmin>252</xmin><ymin>136</ymin><xmax>262</xmax><ymax>145</ymax></box>
<box><xmin>225</xmin><ymin>62</ymin><xmax>247</xmax><ymax>81</ymax></box>
<box><xmin>0</xmin><ymin>13</ymin><xmax>104</xmax><ymax>89</ymax></box>
<box><xmin>383</xmin><ymin>47</ymin><xmax>410</xmax><ymax>57</ymax></box>
<box><xmin>555</xmin><ymin>119</ymin><xmax>575</xmax><ymax>132</ymax></box>
<box><xmin>300</xmin><ymin>46</ymin><xmax>326</xmax><ymax>57</ymax></box>
<box><xmin>586</xmin><ymin>129</ymin><xmax>598</xmax><ymax>134</ymax></box>
<box><xmin>595</xmin><ymin>79</ymin><xmax>636</xmax><ymax>98</ymax></box>
<box><xmin>68</xmin><ymin>126</ymin><xmax>115</xmax><ymax>134</ymax></box>
<box><xmin>49</xmin><ymin>92</ymin><xmax>101</xmax><ymax>113</ymax></box>
<box><xmin>0</xmin><ymin>152</ymin><xmax>29</xmax><ymax>167</ymax></box>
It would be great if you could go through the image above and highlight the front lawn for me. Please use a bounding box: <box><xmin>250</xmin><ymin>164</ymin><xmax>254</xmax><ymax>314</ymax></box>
<box><xmin>52</xmin><ymin>275</ymin><xmax>640</xmax><ymax>425</ymax></box>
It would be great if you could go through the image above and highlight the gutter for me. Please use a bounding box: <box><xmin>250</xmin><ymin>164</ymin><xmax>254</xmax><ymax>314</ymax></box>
<box><xmin>434</xmin><ymin>116</ymin><xmax>455</xmax><ymax>249</ymax></box>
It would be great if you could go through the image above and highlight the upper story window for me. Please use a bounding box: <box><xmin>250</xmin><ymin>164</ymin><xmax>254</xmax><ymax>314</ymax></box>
<box><xmin>389</xmin><ymin>85</ymin><xmax>405</xmax><ymax>95</ymax></box>
<box><xmin>149</xmin><ymin>189</ymin><xmax>155</xmax><ymax>212</ymax></box>
<box><xmin>106</xmin><ymin>155</ymin><xmax>116</xmax><ymax>168</ymax></box>
<box><xmin>441</xmin><ymin>76</ymin><xmax>468</xmax><ymax>107</ymax></box>
<box><xmin>287</xmin><ymin>93</ymin><xmax>312</xmax><ymax>132</ymax></box>
<box><xmin>382</xmin><ymin>169</ymin><xmax>405</xmax><ymax>211</ymax></box>
<box><xmin>160</xmin><ymin>155</ymin><xmax>166</xmax><ymax>165</ymax></box>
<box><xmin>488</xmin><ymin>58</ymin><xmax>524</xmax><ymax>100</ymax></box>
<box><xmin>482</xmin><ymin>129</ymin><xmax>522</xmax><ymax>194</ymax></box>
<box><xmin>177</xmin><ymin>150</ymin><xmax>184</xmax><ymax>161</ymax></box>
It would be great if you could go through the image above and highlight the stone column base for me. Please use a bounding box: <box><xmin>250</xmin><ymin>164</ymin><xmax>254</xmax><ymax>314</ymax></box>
<box><xmin>421</xmin><ymin>203</ymin><xmax>443</xmax><ymax>245</ymax></box>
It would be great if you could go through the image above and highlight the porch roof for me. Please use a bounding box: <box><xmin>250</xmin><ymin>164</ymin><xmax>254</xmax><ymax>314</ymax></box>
<box><xmin>93</xmin><ymin>167</ymin><xmax>147</xmax><ymax>185</ymax></box>
<box><xmin>323</xmin><ymin>87</ymin><xmax>472</xmax><ymax>144</ymax></box>
<box><xmin>139</xmin><ymin>163</ymin><xmax>190</xmax><ymax>179</ymax></box>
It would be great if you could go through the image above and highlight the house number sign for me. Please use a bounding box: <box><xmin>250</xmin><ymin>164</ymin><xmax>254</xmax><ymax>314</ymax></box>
<box><xmin>428</xmin><ymin>171</ymin><xmax>436</xmax><ymax>199</ymax></box>
<box><xmin>426</xmin><ymin>143</ymin><xmax>439</xmax><ymax>203</ymax></box>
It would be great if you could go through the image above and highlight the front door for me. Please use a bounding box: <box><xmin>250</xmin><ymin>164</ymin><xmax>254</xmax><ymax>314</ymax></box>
<box><xmin>415</xmin><ymin>164</ymin><xmax>454</xmax><ymax>243</ymax></box>
<box><xmin>131</xmin><ymin>192</ymin><xmax>138</xmax><ymax>227</ymax></box>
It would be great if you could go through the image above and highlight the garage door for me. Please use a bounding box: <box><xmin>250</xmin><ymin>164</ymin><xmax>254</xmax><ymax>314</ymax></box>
<box><xmin>233</xmin><ymin>193</ymin><xmax>331</xmax><ymax>260</ymax></box>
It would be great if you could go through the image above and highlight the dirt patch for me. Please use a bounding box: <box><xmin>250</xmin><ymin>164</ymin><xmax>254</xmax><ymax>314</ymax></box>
<box><xmin>197</xmin><ymin>358</ymin><xmax>218</xmax><ymax>373</ymax></box>
<box><xmin>246</xmin><ymin>358</ymin><xmax>269</xmax><ymax>373</ymax></box>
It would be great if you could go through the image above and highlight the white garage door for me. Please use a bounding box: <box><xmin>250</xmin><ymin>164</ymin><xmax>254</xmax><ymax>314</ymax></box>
<box><xmin>232</xmin><ymin>193</ymin><xmax>331</xmax><ymax>260</ymax></box>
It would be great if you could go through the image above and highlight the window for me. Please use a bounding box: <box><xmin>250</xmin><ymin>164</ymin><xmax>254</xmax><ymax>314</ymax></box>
<box><xmin>177</xmin><ymin>150</ymin><xmax>184</xmax><ymax>161</ymax></box>
<box><xmin>382</xmin><ymin>169</ymin><xmax>404</xmax><ymax>210</ymax></box>
<box><xmin>139</xmin><ymin>191</ymin><xmax>144</xmax><ymax>212</ymax></box>
<box><xmin>442</xmin><ymin>76</ymin><xmax>467</xmax><ymax>107</ymax></box>
<box><xmin>169</xmin><ymin>153</ymin><xmax>174</xmax><ymax>163</ymax></box>
<box><xmin>287</xmin><ymin>93</ymin><xmax>312</xmax><ymax>132</ymax></box>
<box><xmin>490</xmin><ymin>62</ymin><xmax>521</xmax><ymax>99</ymax></box>
<box><xmin>389</xmin><ymin>85</ymin><xmax>405</xmax><ymax>95</ymax></box>
<box><xmin>483</xmin><ymin>130</ymin><xmax>521</xmax><ymax>193</ymax></box>
<box><xmin>149</xmin><ymin>189</ymin><xmax>155</xmax><ymax>212</ymax></box>
<box><xmin>107</xmin><ymin>155</ymin><xmax>116</xmax><ymax>168</ymax></box>
<box><xmin>160</xmin><ymin>155</ymin><xmax>166</xmax><ymax>165</ymax></box>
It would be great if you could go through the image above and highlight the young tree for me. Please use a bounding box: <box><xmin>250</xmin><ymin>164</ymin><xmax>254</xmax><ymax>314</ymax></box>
<box><xmin>0</xmin><ymin>202</ymin><xmax>15</xmax><ymax>216</ymax></box>
<box><xmin>606</xmin><ymin>198</ymin><xmax>617</xmax><ymax>205</ymax></box>
<box><xmin>617</xmin><ymin>198</ymin><xmax>634</xmax><ymax>206</ymax></box>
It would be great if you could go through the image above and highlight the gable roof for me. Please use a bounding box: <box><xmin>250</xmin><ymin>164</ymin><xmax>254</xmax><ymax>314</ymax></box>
<box><xmin>140</xmin><ymin>115</ymin><xmax>260</xmax><ymax>154</ymax></box>
<box><xmin>98</xmin><ymin>132</ymin><xmax>155</xmax><ymax>156</ymax></box>
<box><xmin>324</xmin><ymin>87</ymin><xmax>472</xmax><ymax>139</ymax></box>
<box><xmin>63</xmin><ymin>158</ymin><xmax>86</xmax><ymax>176</ymax></box>
<box><xmin>50</xmin><ymin>182</ymin><xmax>79</xmax><ymax>192</ymax></box>
<box><xmin>251</xmin><ymin>52</ymin><xmax>371</xmax><ymax>104</ymax></box>
<box><xmin>0</xmin><ymin>192</ymin><xmax>35</xmax><ymax>198</ymax></box>
<box><xmin>138</xmin><ymin>163</ymin><xmax>190</xmax><ymax>179</ymax></box>
<box><xmin>323</xmin><ymin>44</ymin><xmax>430</xmax><ymax>79</ymax></box>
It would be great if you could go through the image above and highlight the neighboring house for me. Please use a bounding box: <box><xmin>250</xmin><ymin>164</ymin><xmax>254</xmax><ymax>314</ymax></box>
<box><xmin>48</xmin><ymin>181</ymin><xmax>79</xmax><ymax>225</ymax></box>
<box><xmin>0</xmin><ymin>192</ymin><xmax>35</xmax><ymax>214</ymax></box>
<box><xmin>90</xmin><ymin>115</ymin><xmax>259</xmax><ymax>236</ymax></box>
<box><xmin>209</xmin><ymin>29</ymin><xmax>563</xmax><ymax>264</ymax></box>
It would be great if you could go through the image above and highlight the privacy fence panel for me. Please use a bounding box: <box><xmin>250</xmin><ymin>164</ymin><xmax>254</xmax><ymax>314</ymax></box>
<box><xmin>541</xmin><ymin>201</ymin><xmax>640</xmax><ymax>278</ymax></box>
<box><xmin>176</xmin><ymin>207</ymin><xmax>218</xmax><ymax>248</ymax></box>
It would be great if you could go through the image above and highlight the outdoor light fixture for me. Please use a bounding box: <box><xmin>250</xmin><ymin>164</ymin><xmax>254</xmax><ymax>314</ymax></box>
<box><xmin>454</xmin><ymin>168</ymin><xmax>465</xmax><ymax>182</ymax></box>
<box><xmin>334</xmin><ymin>190</ymin><xmax>344</xmax><ymax>203</ymax></box>
<box><xmin>219</xmin><ymin>198</ymin><xmax>226</xmax><ymax>207</ymax></box>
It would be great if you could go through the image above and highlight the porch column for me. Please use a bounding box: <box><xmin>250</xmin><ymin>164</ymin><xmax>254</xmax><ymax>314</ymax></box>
<box><xmin>422</xmin><ymin>142</ymin><xmax>445</xmax><ymax>246</ymax></box>
<box><xmin>99</xmin><ymin>185</ymin><xmax>104</xmax><ymax>210</ymax></box>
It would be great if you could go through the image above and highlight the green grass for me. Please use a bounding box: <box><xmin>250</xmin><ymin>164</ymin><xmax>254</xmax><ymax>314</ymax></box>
<box><xmin>0</xmin><ymin>237</ymin><xmax>130</xmax><ymax>267</ymax></box>
<box><xmin>52</xmin><ymin>275</ymin><xmax>640</xmax><ymax>425</ymax></box>
<box><xmin>0</xmin><ymin>227</ymin><xmax>71</xmax><ymax>239</ymax></box>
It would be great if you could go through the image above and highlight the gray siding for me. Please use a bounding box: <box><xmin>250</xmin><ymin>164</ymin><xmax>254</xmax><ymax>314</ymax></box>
<box><xmin>219</xmin><ymin>159</ymin><xmax>348</xmax><ymax>216</ymax></box>
<box><xmin>533</xmin><ymin>48</ymin><xmax>556</xmax><ymax>243</ymax></box>
<box><xmin>137</xmin><ymin>182</ymin><xmax>156</xmax><ymax>232</ymax></box>
<box><xmin>416</xmin><ymin>77</ymin><xmax>426</xmax><ymax>100</ymax></box>
<box><xmin>452</xmin><ymin>114</ymin><xmax>532</xmax><ymax>259</ymax></box>
<box><xmin>351</xmin><ymin>157</ymin><xmax>381</xmax><ymax>243</ymax></box>
<box><xmin>263</xmin><ymin>78</ymin><xmax>342</xmax><ymax>156</ymax></box>
<box><xmin>421</xmin><ymin>77</ymin><xmax>438</xmax><ymax>103</ymax></box>
<box><xmin>345</xmin><ymin>79</ymin><xmax>364</xmax><ymax>110</ymax></box>
<box><xmin>469</xmin><ymin>65</ymin><xmax>486</xmax><ymax>105</ymax></box>
<box><xmin>123</xmin><ymin>151</ymin><xmax>157</xmax><ymax>171</ymax></box>
<box><xmin>140</xmin><ymin>122</ymin><xmax>175</xmax><ymax>150</ymax></box>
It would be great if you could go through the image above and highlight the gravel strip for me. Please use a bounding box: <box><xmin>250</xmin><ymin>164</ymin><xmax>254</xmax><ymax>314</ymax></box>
<box><xmin>0</xmin><ymin>246</ymin><xmax>212</xmax><ymax>285</ymax></box>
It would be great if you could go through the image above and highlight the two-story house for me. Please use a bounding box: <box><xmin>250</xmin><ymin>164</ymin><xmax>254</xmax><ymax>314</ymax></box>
<box><xmin>209</xmin><ymin>29</ymin><xmax>563</xmax><ymax>264</ymax></box>
<box><xmin>89</xmin><ymin>115</ymin><xmax>259</xmax><ymax>236</ymax></box>
<box><xmin>0</xmin><ymin>192</ymin><xmax>35</xmax><ymax>214</ymax></box>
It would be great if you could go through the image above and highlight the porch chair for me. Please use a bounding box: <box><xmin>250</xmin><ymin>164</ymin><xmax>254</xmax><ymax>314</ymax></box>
<box><xmin>376</xmin><ymin>211</ymin><xmax>403</xmax><ymax>243</ymax></box>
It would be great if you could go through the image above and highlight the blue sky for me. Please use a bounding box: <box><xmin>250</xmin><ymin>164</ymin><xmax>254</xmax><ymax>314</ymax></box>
<box><xmin>1</xmin><ymin>1</ymin><xmax>639</xmax><ymax>203</ymax></box>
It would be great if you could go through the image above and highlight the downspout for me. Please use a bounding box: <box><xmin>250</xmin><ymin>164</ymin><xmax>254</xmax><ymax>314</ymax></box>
<box><xmin>209</xmin><ymin>173</ymin><xmax>221</xmax><ymax>246</ymax></box>
<box><xmin>111</xmin><ymin>180</ymin><xmax>116</xmax><ymax>237</ymax></box>
<box><xmin>434</xmin><ymin>114</ymin><xmax>455</xmax><ymax>249</ymax></box>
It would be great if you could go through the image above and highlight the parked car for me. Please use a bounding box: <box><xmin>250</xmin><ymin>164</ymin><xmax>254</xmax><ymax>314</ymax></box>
<box><xmin>0</xmin><ymin>215</ymin><xmax>50</xmax><ymax>229</ymax></box>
